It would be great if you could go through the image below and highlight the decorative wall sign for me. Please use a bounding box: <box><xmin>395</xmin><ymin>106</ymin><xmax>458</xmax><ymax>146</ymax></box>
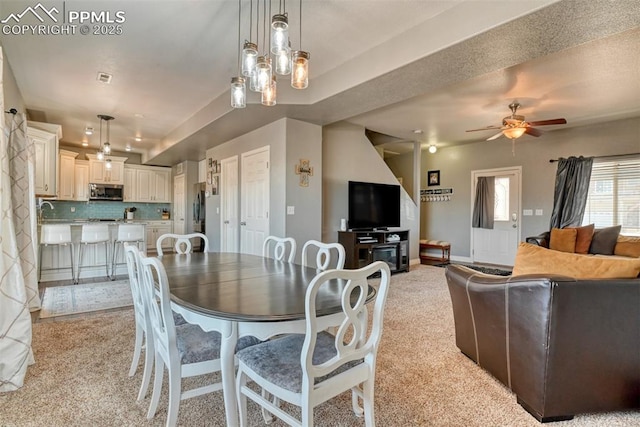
<box><xmin>420</xmin><ymin>188</ymin><xmax>454</xmax><ymax>202</ymax></box>
<box><xmin>295</xmin><ymin>159</ymin><xmax>314</xmax><ymax>187</ymax></box>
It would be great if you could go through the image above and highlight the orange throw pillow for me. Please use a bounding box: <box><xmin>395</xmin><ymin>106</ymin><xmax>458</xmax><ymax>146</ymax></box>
<box><xmin>549</xmin><ymin>228</ymin><xmax>577</xmax><ymax>253</ymax></box>
<box><xmin>566</xmin><ymin>224</ymin><xmax>595</xmax><ymax>254</ymax></box>
<box><xmin>615</xmin><ymin>235</ymin><xmax>640</xmax><ymax>258</ymax></box>
<box><xmin>512</xmin><ymin>242</ymin><xmax>640</xmax><ymax>279</ymax></box>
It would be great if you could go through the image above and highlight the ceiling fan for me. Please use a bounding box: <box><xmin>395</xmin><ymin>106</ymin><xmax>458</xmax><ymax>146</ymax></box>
<box><xmin>466</xmin><ymin>101</ymin><xmax>567</xmax><ymax>141</ymax></box>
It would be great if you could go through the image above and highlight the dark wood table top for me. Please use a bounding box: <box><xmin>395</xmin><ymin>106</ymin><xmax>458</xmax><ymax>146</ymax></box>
<box><xmin>159</xmin><ymin>252</ymin><xmax>375</xmax><ymax>322</ymax></box>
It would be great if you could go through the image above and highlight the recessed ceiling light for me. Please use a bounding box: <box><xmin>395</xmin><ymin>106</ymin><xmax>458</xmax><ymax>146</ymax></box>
<box><xmin>125</xmin><ymin>145</ymin><xmax>132</xmax><ymax>151</ymax></box>
<box><xmin>134</xmin><ymin>136</ymin><xmax>142</xmax><ymax>142</ymax></box>
<box><xmin>134</xmin><ymin>113</ymin><xmax>144</xmax><ymax>118</ymax></box>
<box><xmin>82</xmin><ymin>141</ymin><xmax>89</xmax><ymax>147</ymax></box>
<box><xmin>413</xmin><ymin>129</ymin><xmax>423</xmax><ymax>134</ymax></box>
<box><xmin>85</xmin><ymin>127</ymin><xmax>93</xmax><ymax>135</ymax></box>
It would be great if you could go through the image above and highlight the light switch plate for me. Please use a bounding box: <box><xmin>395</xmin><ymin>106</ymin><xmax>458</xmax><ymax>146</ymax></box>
<box><xmin>287</xmin><ymin>206</ymin><xmax>295</xmax><ymax>215</ymax></box>
<box><xmin>523</xmin><ymin>209</ymin><xmax>533</xmax><ymax>216</ymax></box>
<box><xmin>535</xmin><ymin>209</ymin><xmax>543</xmax><ymax>216</ymax></box>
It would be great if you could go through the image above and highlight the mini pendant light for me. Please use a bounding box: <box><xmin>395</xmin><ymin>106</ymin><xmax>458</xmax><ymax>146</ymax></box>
<box><xmin>275</xmin><ymin>41</ymin><xmax>291</xmax><ymax>75</ymax></box>
<box><xmin>291</xmin><ymin>0</ymin><xmax>309</xmax><ymax>89</ymax></box>
<box><xmin>270</xmin><ymin>14</ymin><xmax>288</xmax><ymax>54</ymax></box>
<box><xmin>231</xmin><ymin>0</ymin><xmax>246</xmax><ymax>108</ymax></box>
<box><xmin>262</xmin><ymin>75</ymin><xmax>277</xmax><ymax>106</ymax></box>
<box><xmin>96</xmin><ymin>114</ymin><xmax>114</xmax><ymax>160</ymax></box>
<box><xmin>256</xmin><ymin>56</ymin><xmax>272</xmax><ymax>92</ymax></box>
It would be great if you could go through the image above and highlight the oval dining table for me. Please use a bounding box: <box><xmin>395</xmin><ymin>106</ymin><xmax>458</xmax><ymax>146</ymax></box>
<box><xmin>158</xmin><ymin>251</ymin><xmax>375</xmax><ymax>427</ymax></box>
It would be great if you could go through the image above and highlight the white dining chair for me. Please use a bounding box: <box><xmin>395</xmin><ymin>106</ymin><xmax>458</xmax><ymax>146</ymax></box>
<box><xmin>262</xmin><ymin>235</ymin><xmax>297</xmax><ymax>263</ymax></box>
<box><xmin>138</xmin><ymin>252</ymin><xmax>260</xmax><ymax>427</ymax></box>
<box><xmin>301</xmin><ymin>240</ymin><xmax>346</xmax><ymax>272</ymax></box>
<box><xmin>235</xmin><ymin>261</ymin><xmax>391</xmax><ymax>427</ymax></box>
<box><xmin>156</xmin><ymin>232</ymin><xmax>209</xmax><ymax>255</ymax></box>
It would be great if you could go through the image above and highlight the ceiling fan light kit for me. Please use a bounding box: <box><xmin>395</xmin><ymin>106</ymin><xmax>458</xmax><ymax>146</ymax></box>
<box><xmin>466</xmin><ymin>101</ymin><xmax>567</xmax><ymax>154</ymax></box>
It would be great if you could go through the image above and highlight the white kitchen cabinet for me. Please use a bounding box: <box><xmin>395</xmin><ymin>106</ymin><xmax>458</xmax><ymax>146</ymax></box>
<box><xmin>86</xmin><ymin>154</ymin><xmax>127</xmax><ymax>184</ymax></box>
<box><xmin>146</xmin><ymin>221</ymin><xmax>173</xmax><ymax>253</ymax></box>
<box><xmin>123</xmin><ymin>166</ymin><xmax>136</xmax><ymax>201</ymax></box>
<box><xmin>74</xmin><ymin>161</ymin><xmax>90</xmax><ymax>201</ymax></box>
<box><xmin>29</xmin><ymin>125</ymin><xmax>60</xmax><ymax>197</ymax></box>
<box><xmin>133</xmin><ymin>166</ymin><xmax>171</xmax><ymax>203</ymax></box>
<box><xmin>58</xmin><ymin>149</ymin><xmax>78</xmax><ymax>200</ymax></box>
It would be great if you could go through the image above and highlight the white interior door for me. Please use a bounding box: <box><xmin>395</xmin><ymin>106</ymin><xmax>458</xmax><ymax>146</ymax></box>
<box><xmin>173</xmin><ymin>174</ymin><xmax>185</xmax><ymax>234</ymax></box>
<box><xmin>471</xmin><ymin>167</ymin><xmax>521</xmax><ymax>266</ymax></box>
<box><xmin>221</xmin><ymin>155</ymin><xmax>239</xmax><ymax>252</ymax></box>
<box><xmin>240</xmin><ymin>146</ymin><xmax>270</xmax><ymax>255</ymax></box>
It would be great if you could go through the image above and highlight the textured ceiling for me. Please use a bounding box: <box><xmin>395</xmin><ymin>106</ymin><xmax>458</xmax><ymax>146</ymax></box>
<box><xmin>1</xmin><ymin>0</ymin><xmax>638</xmax><ymax>166</ymax></box>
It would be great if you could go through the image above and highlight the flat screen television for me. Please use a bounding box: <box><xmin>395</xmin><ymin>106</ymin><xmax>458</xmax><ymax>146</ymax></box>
<box><xmin>348</xmin><ymin>181</ymin><xmax>401</xmax><ymax>230</ymax></box>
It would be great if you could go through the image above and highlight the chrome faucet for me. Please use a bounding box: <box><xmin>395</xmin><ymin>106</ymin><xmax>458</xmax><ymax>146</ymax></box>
<box><xmin>37</xmin><ymin>198</ymin><xmax>54</xmax><ymax>224</ymax></box>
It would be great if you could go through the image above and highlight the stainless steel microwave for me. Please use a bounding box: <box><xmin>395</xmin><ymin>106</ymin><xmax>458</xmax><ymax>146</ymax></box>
<box><xmin>89</xmin><ymin>183</ymin><xmax>124</xmax><ymax>201</ymax></box>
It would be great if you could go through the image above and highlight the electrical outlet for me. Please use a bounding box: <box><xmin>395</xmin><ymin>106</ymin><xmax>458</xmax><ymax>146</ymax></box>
<box><xmin>157</xmin><ymin>208</ymin><xmax>161</xmax><ymax>213</ymax></box>
<box><xmin>287</xmin><ymin>206</ymin><xmax>295</xmax><ymax>215</ymax></box>
<box><xmin>70</xmin><ymin>207</ymin><xmax>75</xmax><ymax>213</ymax></box>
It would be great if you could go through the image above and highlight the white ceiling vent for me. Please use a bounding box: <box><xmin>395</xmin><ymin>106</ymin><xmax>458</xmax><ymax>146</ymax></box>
<box><xmin>96</xmin><ymin>72</ymin><xmax>112</xmax><ymax>84</ymax></box>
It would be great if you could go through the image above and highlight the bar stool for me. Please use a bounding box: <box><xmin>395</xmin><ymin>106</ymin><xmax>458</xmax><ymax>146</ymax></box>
<box><xmin>112</xmin><ymin>224</ymin><xmax>145</xmax><ymax>280</ymax></box>
<box><xmin>39</xmin><ymin>224</ymin><xmax>75</xmax><ymax>283</ymax></box>
<box><xmin>76</xmin><ymin>223</ymin><xmax>111</xmax><ymax>283</ymax></box>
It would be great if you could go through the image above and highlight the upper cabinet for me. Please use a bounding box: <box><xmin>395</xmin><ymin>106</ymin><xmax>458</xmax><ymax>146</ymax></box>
<box><xmin>124</xmin><ymin>164</ymin><xmax>171</xmax><ymax>203</ymax></box>
<box><xmin>28</xmin><ymin>122</ymin><xmax>62</xmax><ymax>197</ymax></box>
<box><xmin>58</xmin><ymin>149</ymin><xmax>79</xmax><ymax>200</ymax></box>
<box><xmin>74</xmin><ymin>160</ymin><xmax>90</xmax><ymax>201</ymax></box>
<box><xmin>86</xmin><ymin>154</ymin><xmax>127</xmax><ymax>184</ymax></box>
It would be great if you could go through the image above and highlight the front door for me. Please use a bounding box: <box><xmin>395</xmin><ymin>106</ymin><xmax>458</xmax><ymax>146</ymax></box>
<box><xmin>471</xmin><ymin>167</ymin><xmax>521</xmax><ymax>266</ymax></box>
<box><xmin>240</xmin><ymin>146</ymin><xmax>270</xmax><ymax>255</ymax></box>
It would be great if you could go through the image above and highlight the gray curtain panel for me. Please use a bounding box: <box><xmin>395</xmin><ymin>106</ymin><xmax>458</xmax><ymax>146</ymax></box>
<box><xmin>549</xmin><ymin>156</ymin><xmax>594</xmax><ymax>229</ymax></box>
<box><xmin>472</xmin><ymin>176</ymin><xmax>494</xmax><ymax>229</ymax></box>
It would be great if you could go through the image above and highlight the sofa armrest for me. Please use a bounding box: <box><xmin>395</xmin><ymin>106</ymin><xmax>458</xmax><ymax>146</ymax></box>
<box><xmin>525</xmin><ymin>231</ymin><xmax>550</xmax><ymax>248</ymax></box>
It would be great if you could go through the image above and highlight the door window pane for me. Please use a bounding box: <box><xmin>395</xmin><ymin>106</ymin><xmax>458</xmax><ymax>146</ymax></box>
<box><xmin>494</xmin><ymin>177</ymin><xmax>509</xmax><ymax>221</ymax></box>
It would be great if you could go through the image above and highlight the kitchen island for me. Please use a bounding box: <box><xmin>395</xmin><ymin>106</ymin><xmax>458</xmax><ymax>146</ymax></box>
<box><xmin>37</xmin><ymin>219</ymin><xmax>172</xmax><ymax>282</ymax></box>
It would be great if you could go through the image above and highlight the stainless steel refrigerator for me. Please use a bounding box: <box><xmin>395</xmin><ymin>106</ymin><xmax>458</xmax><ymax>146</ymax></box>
<box><xmin>193</xmin><ymin>183</ymin><xmax>206</xmax><ymax>251</ymax></box>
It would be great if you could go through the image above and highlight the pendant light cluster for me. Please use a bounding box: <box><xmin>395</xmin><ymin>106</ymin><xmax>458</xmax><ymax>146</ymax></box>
<box><xmin>96</xmin><ymin>114</ymin><xmax>114</xmax><ymax>169</ymax></box>
<box><xmin>231</xmin><ymin>0</ymin><xmax>309</xmax><ymax>109</ymax></box>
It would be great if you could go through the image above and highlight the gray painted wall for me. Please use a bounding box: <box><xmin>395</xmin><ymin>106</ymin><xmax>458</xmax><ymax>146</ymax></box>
<box><xmin>322</xmin><ymin>122</ymin><xmax>420</xmax><ymax>262</ymax></box>
<box><xmin>204</xmin><ymin>118</ymin><xmax>322</xmax><ymax>261</ymax></box>
<box><xmin>414</xmin><ymin>116</ymin><xmax>640</xmax><ymax>261</ymax></box>
<box><xmin>2</xmin><ymin>52</ymin><xmax>25</xmax><ymax>112</ymax></box>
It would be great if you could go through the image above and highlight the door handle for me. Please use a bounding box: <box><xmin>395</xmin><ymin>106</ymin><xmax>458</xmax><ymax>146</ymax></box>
<box><xmin>240</xmin><ymin>221</ymin><xmax>247</xmax><ymax>226</ymax></box>
<box><xmin>224</xmin><ymin>220</ymin><xmax>230</xmax><ymax>224</ymax></box>
<box><xmin>512</xmin><ymin>224</ymin><xmax>517</xmax><ymax>228</ymax></box>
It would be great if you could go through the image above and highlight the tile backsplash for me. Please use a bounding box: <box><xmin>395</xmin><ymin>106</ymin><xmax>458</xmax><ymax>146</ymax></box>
<box><xmin>42</xmin><ymin>200</ymin><xmax>171</xmax><ymax>221</ymax></box>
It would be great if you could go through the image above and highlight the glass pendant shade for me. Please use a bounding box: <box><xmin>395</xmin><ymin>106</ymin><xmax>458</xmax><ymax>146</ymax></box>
<box><xmin>275</xmin><ymin>43</ymin><xmax>291</xmax><ymax>75</ymax></box>
<box><xmin>291</xmin><ymin>50</ymin><xmax>309</xmax><ymax>89</ymax></box>
<box><xmin>255</xmin><ymin>56</ymin><xmax>272</xmax><ymax>92</ymax></box>
<box><xmin>230</xmin><ymin>77</ymin><xmax>246</xmax><ymax>108</ymax></box>
<box><xmin>241</xmin><ymin>41</ymin><xmax>258</xmax><ymax>77</ymax></box>
<box><xmin>96</xmin><ymin>149</ymin><xmax>104</xmax><ymax>161</ymax></box>
<box><xmin>261</xmin><ymin>76</ymin><xmax>277</xmax><ymax>106</ymax></box>
<box><xmin>250</xmin><ymin>68</ymin><xmax>260</xmax><ymax>92</ymax></box>
<box><xmin>503</xmin><ymin>127</ymin><xmax>526</xmax><ymax>139</ymax></box>
<box><xmin>105</xmin><ymin>158</ymin><xmax>112</xmax><ymax>169</ymax></box>
<box><xmin>270</xmin><ymin>14</ymin><xmax>289</xmax><ymax>54</ymax></box>
<box><xmin>103</xmin><ymin>142</ymin><xmax>111</xmax><ymax>154</ymax></box>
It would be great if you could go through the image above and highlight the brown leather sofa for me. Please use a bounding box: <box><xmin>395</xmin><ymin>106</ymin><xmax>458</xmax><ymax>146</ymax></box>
<box><xmin>445</xmin><ymin>264</ymin><xmax>640</xmax><ymax>422</ymax></box>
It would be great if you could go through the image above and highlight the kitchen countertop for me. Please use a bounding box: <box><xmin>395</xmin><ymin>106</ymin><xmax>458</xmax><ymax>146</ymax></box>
<box><xmin>38</xmin><ymin>219</ymin><xmax>167</xmax><ymax>225</ymax></box>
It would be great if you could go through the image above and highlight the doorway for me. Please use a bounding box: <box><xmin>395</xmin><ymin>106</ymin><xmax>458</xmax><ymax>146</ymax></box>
<box><xmin>470</xmin><ymin>166</ymin><xmax>521</xmax><ymax>266</ymax></box>
<box><xmin>240</xmin><ymin>146</ymin><xmax>270</xmax><ymax>255</ymax></box>
<box><xmin>220</xmin><ymin>155</ymin><xmax>239</xmax><ymax>252</ymax></box>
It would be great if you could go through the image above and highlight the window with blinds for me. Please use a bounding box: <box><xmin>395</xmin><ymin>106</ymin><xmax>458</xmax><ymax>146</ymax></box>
<box><xmin>582</xmin><ymin>156</ymin><xmax>640</xmax><ymax>235</ymax></box>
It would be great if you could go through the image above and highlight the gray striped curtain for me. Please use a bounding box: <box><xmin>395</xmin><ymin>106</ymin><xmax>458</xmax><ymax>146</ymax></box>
<box><xmin>472</xmin><ymin>176</ymin><xmax>494</xmax><ymax>229</ymax></box>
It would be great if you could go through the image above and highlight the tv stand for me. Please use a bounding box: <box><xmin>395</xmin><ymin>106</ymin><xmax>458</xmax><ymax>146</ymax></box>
<box><xmin>338</xmin><ymin>230</ymin><xmax>409</xmax><ymax>274</ymax></box>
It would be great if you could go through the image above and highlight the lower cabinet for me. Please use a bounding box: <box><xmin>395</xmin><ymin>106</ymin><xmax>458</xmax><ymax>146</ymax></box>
<box><xmin>146</xmin><ymin>221</ymin><xmax>173</xmax><ymax>254</ymax></box>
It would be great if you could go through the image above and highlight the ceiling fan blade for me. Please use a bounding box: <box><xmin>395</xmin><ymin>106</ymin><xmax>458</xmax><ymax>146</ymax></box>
<box><xmin>486</xmin><ymin>131</ymin><xmax>504</xmax><ymax>141</ymax></box>
<box><xmin>525</xmin><ymin>127</ymin><xmax>542</xmax><ymax>137</ymax></box>
<box><xmin>466</xmin><ymin>125</ymin><xmax>502</xmax><ymax>132</ymax></box>
<box><xmin>527</xmin><ymin>118</ymin><xmax>567</xmax><ymax>126</ymax></box>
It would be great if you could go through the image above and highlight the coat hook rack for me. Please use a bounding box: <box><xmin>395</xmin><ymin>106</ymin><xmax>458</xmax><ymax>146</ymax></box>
<box><xmin>5</xmin><ymin>108</ymin><xmax>18</xmax><ymax>115</ymax></box>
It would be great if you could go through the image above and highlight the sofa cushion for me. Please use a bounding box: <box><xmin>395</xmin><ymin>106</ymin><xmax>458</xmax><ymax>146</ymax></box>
<box><xmin>567</xmin><ymin>223</ymin><xmax>595</xmax><ymax>254</ymax></box>
<box><xmin>512</xmin><ymin>242</ymin><xmax>640</xmax><ymax>279</ymax></box>
<box><xmin>589</xmin><ymin>225</ymin><xmax>621</xmax><ymax>255</ymax></box>
<box><xmin>615</xmin><ymin>235</ymin><xmax>640</xmax><ymax>258</ymax></box>
<box><xmin>549</xmin><ymin>228</ymin><xmax>577</xmax><ymax>253</ymax></box>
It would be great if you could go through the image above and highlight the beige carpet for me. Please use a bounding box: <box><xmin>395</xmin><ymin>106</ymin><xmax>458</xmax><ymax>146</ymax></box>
<box><xmin>1</xmin><ymin>265</ymin><xmax>637</xmax><ymax>426</ymax></box>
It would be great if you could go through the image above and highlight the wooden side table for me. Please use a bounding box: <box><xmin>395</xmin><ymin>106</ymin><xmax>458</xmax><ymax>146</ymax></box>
<box><xmin>419</xmin><ymin>239</ymin><xmax>451</xmax><ymax>264</ymax></box>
